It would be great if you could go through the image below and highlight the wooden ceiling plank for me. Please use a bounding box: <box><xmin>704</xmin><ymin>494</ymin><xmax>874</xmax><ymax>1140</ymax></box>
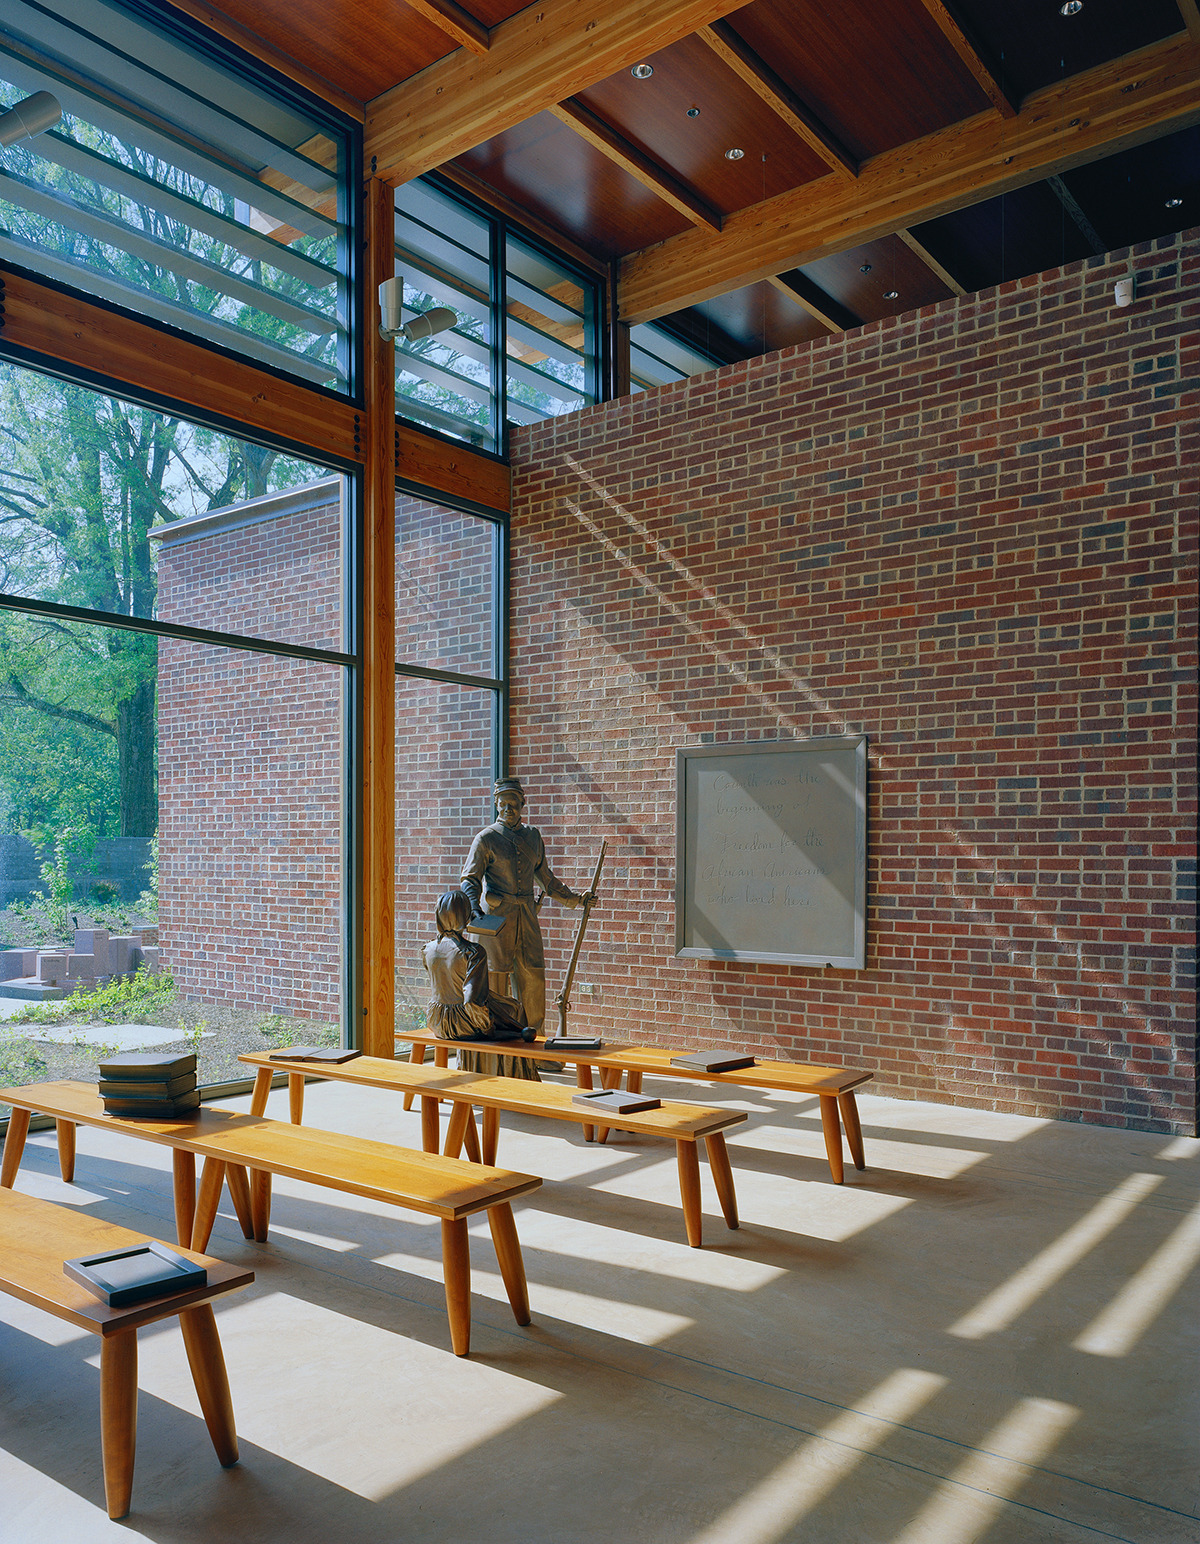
<box><xmin>896</xmin><ymin>227</ymin><xmax>967</xmax><ymax>296</ymax></box>
<box><xmin>916</xmin><ymin>0</ymin><xmax>1019</xmax><ymax>119</ymax></box>
<box><xmin>696</xmin><ymin>22</ymin><xmax>857</xmax><ymax>178</ymax></box>
<box><xmin>549</xmin><ymin>100</ymin><xmax>723</xmax><ymax>231</ymax></box>
<box><xmin>1175</xmin><ymin>0</ymin><xmax>1200</xmax><ymax>40</ymax></box>
<box><xmin>766</xmin><ymin>273</ymin><xmax>841</xmax><ymax>332</ymax></box>
<box><xmin>618</xmin><ymin>34</ymin><xmax>1200</xmax><ymax>323</ymax></box>
<box><xmin>366</xmin><ymin>0</ymin><xmax>754</xmax><ymax>181</ymax></box>
<box><xmin>404</xmin><ymin>0</ymin><xmax>491</xmax><ymax>55</ymax></box>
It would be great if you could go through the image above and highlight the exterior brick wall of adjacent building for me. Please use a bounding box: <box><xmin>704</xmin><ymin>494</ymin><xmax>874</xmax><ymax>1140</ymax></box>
<box><xmin>507</xmin><ymin>233</ymin><xmax>1199</xmax><ymax>1135</ymax></box>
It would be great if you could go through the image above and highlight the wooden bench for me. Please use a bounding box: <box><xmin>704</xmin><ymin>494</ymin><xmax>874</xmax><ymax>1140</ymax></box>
<box><xmin>0</xmin><ymin>1186</ymin><xmax>252</xmax><ymax>1519</ymax></box>
<box><xmin>1</xmin><ymin>1080</ymin><xmax>540</xmax><ymax>1357</ymax></box>
<box><xmin>240</xmin><ymin>1052</ymin><xmax>746</xmax><ymax>1248</ymax></box>
<box><xmin>396</xmin><ymin>1030</ymin><xmax>871</xmax><ymax>1183</ymax></box>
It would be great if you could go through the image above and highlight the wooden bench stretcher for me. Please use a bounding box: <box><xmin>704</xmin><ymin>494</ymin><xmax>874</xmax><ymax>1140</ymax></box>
<box><xmin>397</xmin><ymin>1029</ymin><xmax>870</xmax><ymax>1183</ymax></box>
<box><xmin>240</xmin><ymin>1051</ymin><xmax>746</xmax><ymax>1248</ymax></box>
<box><xmin>1</xmin><ymin>1080</ymin><xmax>540</xmax><ymax>1357</ymax></box>
<box><xmin>0</xmin><ymin>1186</ymin><xmax>252</xmax><ymax>1519</ymax></box>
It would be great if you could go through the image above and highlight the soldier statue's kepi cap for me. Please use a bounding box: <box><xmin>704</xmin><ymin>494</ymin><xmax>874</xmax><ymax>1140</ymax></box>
<box><xmin>494</xmin><ymin>777</ymin><xmax>526</xmax><ymax>802</ymax></box>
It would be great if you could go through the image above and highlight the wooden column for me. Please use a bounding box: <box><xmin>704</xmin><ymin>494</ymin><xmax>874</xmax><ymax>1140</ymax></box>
<box><xmin>361</xmin><ymin>175</ymin><xmax>397</xmax><ymax>1058</ymax></box>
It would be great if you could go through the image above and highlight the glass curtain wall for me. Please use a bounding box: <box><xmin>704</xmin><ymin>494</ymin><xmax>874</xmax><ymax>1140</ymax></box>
<box><xmin>0</xmin><ymin>361</ymin><xmax>351</xmax><ymax>1091</ymax></box>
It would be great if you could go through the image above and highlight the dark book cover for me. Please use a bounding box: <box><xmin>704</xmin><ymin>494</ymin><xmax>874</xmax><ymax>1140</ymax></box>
<box><xmin>670</xmin><ymin>1050</ymin><xmax>757</xmax><ymax>1073</ymax></box>
<box><xmin>544</xmin><ymin>1036</ymin><xmax>604</xmax><ymax>1050</ymax></box>
<box><xmin>266</xmin><ymin>1046</ymin><xmax>362</xmax><ymax>1063</ymax></box>
<box><xmin>463</xmin><ymin>913</ymin><xmax>506</xmax><ymax>936</ymax></box>
<box><xmin>102</xmin><ymin>1090</ymin><xmax>201</xmax><ymax>1117</ymax></box>
<box><xmin>64</xmin><ymin>1240</ymin><xmax>207</xmax><ymax>1306</ymax></box>
<box><xmin>572</xmin><ymin>1089</ymin><xmax>661</xmax><ymax>1114</ymax></box>
<box><xmin>97</xmin><ymin>1073</ymin><xmax>196</xmax><ymax>1101</ymax></box>
<box><xmin>98</xmin><ymin>1051</ymin><xmax>197</xmax><ymax>1081</ymax></box>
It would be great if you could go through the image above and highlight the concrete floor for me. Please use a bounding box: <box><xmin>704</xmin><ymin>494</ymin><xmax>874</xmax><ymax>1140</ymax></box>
<box><xmin>1</xmin><ymin>1075</ymin><xmax>1197</xmax><ymax>1543</ymax></box>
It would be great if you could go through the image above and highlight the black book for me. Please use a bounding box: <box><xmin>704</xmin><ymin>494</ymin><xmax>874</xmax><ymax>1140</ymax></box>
<box><xmin>670</xmin><ymin>1050</ymin><xmax>757</xmax><ymax>1074</ymax></box>
<box><xmin>98</xmin><ymin>1073</ymin><xmax>196</xmax><ymax>1101</ymax></box>
<box><xmin>544</xmin><ymin>1036</ymin><xmax>604</xmax><ymax>1050</ymax></box>
<box><xmin>98</xmin><ymin>1051</ymin><xmax>197</xmax><ymax>1081</ymax></box>
<box><xmin>64</xmin><ymin>1240</ymin><xmax>207</xmax><ymax>1307</ymax></box>
<box><xmin>266</xmin><ymin>1046</ymin><xmax>362</xmax><ymax>1063</ymax></box>
<box><xmin>572</xmin><ymin>1089</ymin><xmax>661</xmax><ymax>1114</ymax></box>
<box><xmin>102</xmin><ymin>1090</ymin><xmax>201</xmax><ymax>1117</ymax></box>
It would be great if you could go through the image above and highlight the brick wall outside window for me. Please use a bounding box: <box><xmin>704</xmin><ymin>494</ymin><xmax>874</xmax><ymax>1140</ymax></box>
<box><xmin>508</xmin><ymin>233</ymin><xmax>1199</xmax><ymax>1135</ymax></box>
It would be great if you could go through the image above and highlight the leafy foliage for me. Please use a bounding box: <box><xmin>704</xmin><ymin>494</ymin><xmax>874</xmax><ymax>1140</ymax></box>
<box><xmin>8</xmin><ymin>968</ymin><xmax>176</xmax><ymax>1026</ymax></box>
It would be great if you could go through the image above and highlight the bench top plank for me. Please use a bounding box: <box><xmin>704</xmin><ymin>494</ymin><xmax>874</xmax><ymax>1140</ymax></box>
<box><xmin>395</xmin><ymin>1030</ymin><xmax>872</xmax><ymax>1096</ymax></box>
<box><xmin>0</xmin><ymin>1081</ymin><xmax>540</xmax><ymax>1220</ymax></box>
<box><xmin>0</xmin><ymin>1187</ymin><xmax>252</xmax><ymax>1337</ymax></box>
<box><xmin>240</xmin><ymin>1052</ymin><xmax>747</xmax><ymax>1138</ymax></box>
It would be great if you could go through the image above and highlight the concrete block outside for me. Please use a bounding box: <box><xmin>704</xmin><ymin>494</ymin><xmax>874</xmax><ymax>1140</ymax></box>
<box><xmin>139</xmin><ymin>946</ymin><xmax>161</xmax><ymax>974</ymax></box>
<box><xmin>73</xmin><ymin>928</ymin><xmax>110</xmax><ymax>974</ymax></box>
<box><xmin>107</xmin><ymin>937</ymin><xmax>136</xmax><ymax>975</ymax></box>
<box><xmin>36</xmin><ymin>952</ymin><xmax>68</xmax><ymax>987</ymax></box>
<box><xmin>1</xmin><ymin>950</ymin><xmax>27</xmax><ymax>982</ymax></box>
<box><xmin>67</xmin><ymin>953</ymin><xmax>97</xmax><ymax>979</ymax></box>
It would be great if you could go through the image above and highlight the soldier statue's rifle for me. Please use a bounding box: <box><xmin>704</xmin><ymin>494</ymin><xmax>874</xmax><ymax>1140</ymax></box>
<box><xmin>545</xmin><ymin>840</ymin><xmax>607</xmax><ymax>1049</ymax></box>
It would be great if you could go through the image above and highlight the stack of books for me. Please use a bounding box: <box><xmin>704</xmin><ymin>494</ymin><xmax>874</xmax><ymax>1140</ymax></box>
<box><xmin>98</xmin><ymin>1051</ymin><xmax>199</xmax><ymax>1118</ymax></box>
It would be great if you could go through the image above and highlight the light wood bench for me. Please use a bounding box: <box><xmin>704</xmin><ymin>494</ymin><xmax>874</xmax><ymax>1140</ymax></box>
<box><xmin>0</xmin><ymin>1186</ymin><xmax>251</xmax><ymax>1519</ymax></box>
<box><xmin>1</xmin><ymin>1080</ymin><xmax>540</xmax><ymax>1357</ymax></box>
<box><xmin>396</xmin><ymin>1030</ymin><xmax>871</xmax><ymax>1183</ymax></box>
<box><xmin>240</xmin><ymin>1052</ymin><xmax>746</xmax><ymax>1248</ymax></box>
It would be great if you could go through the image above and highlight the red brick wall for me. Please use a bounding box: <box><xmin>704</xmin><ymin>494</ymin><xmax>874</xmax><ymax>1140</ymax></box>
<box><xmin>508</xmin><ymin>233</ymin><xmax>1199</xmax><ymax>1135</ymax></box>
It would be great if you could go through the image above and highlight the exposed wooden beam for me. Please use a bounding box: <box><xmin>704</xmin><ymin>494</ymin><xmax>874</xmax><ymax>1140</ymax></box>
<box><xmin>549</xmin><ymin>100</ymin><xmax>723</xmax><ymax>231</ymax></box>
<box><xmin>696</xmin><ymin>21</ymin><xmax>857</xmax><ymax>178</ymax></box>
<box><xmin>1176</xmin><ymin>0</ymin><xmax>1200</xmax><ymax>41</ymax></box>
<box><xmin>619</xmin><ymin>34</ymin><xmax>1200</xmax><ymax>323</ymax></box>
<box><xmin>896</xmin><ymin>228</ymin><xmax>967</xmax><ymax>296</ymax></box>
<box><xmin>405</xmin><ymin>0</ymin><xmax>490</xmax><ymax>55</ymax></box>
<box><xmin>917</xmin><ymin>0</ymin><xmax>1019</xmax><ymax>118</ymax></box>
<box><xmin>435</xmin><ymin>165</ymin><xmax>608</xmax><ymax>276</ymax></box>
<box><xmin>366</xmin><ymin>0</ymin><xmax>751</xmax><ymax>182</ymax></box>
<box><xmin>767</xmin><ymin>274</ymin><xmax>843</xmax><ymax>332</ymax></box>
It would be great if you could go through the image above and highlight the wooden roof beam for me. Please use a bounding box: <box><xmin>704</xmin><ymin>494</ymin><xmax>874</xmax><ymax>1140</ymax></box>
<box><xmin>767</xmin><ymin>273</ymin><xmax>852</xmax><ymax>332</ymax></box>
<box><xmin>696</xmin><ymin>21</ymin><xmax>857</xmax><ymax>177</ymax></box>
<box><xmin>1175</xmin><ymin>0</ymin><xmax>1200</xmax><ymax>40</ymax></box>
<box><xmin>619</xmin><ymin>33</ymin><xmax>1200</xmax><ymax>323</ymax></box>
<box><xmin>896</xmin><ymin>228</ymin><xmax>967</xmax><ymax>296</ymax></box>
<box><xmin>549</xmin><ymin>100</ymin><xmax>723</xmax><ymax>231</ymax></box>
<box><xmin>366</xmin><ymin>0</ymin><xmax>753</xmax><ymax>182</ymax></box>
<box><xmin>917</xmin><ymin>0</ymin><xmax>1019</xmax><ymax>118</ymax></box>
<box><xmin>405</xmin><ymin>0</ymin><xmax>490</xmax><ymax>55</ymax></box>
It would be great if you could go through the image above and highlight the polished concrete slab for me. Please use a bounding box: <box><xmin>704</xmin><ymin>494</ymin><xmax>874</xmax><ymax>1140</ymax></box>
<box><xmin>1</xmin><ymin>1076</ymin><xmax>1197</xmax><ymax>1542</ymax></box>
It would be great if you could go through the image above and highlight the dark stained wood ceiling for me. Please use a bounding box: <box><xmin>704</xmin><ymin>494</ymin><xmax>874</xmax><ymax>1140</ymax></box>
<box><xmin>169</xmin><ymin>0</ymin><xmax>1200</xmax><ymax>368</ymax></box>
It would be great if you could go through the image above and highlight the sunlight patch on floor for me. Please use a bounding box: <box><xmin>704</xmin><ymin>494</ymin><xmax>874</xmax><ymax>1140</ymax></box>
<box><xmin>1073</xmin><ymin>1196</ymin><xmax>1200</xmax><ymax>1356</ymax></box>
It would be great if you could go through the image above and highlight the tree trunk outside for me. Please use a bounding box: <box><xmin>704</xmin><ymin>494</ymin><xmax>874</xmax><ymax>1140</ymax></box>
<box><xmin>116</xmin><ymin>661</ymin><xmax>158</xmax><ymax>838</ymax></box>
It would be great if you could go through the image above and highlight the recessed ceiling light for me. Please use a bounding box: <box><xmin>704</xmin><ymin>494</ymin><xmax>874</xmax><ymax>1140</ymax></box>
<box><xmin>725</xmin><ymin>147</ymin><xmax>744</xmax><ymax>160</ymax></box>
<box><xmin>630</xmin><ymin>63</ymin><xmax>654</xmax><ymax>79</ymax></box>
<box><xmin>687</xmin><ymin>106</ymin><xmax>700</xmax><ymax>118</ymax></box>
<box><xmin>884</xmin><ymin>290</ymin><xmax>899</xmax><ymax>300</ymax></box>
<box><xmin>860</xmin><ymin>263</ymin><xmax>872</xmax><ymax>273</ymax></box>
<box><xmin>1165</xmin><ymin>196</ymin><xmax>1183</xmax><ymax>208</ymax></box>
<box><xmin>1059</xmin><ymin>0</ymin><xmax>1082</xmax><ymax>14</ymax></box>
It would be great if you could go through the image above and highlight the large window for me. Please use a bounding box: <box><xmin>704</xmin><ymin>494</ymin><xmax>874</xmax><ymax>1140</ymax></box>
<box><xmin>0</xmin><ymin>0</ymin><xmax>354</xmax><ymax>391</ymax></box>
<box><xmin>0</xmin><ymin>361</ymin><xmax>352</xmax><ymax>1092</ymax></box>
<box><xmin>392</xmin><ymin>177</ymin><xmax>599</xmax><ymax>454</ymax></box>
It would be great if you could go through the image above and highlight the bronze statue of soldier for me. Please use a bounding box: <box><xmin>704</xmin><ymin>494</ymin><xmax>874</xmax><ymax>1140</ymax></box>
<box><xmin>460</xmin><ymin>777</ymin><xmax>594</xmax><ymax>1040</ymax></box>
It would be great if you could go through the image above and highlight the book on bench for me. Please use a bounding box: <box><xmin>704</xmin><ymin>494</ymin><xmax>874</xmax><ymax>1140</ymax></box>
<box><xmin>64</xmin><ymin>1240</ymin><xmax>207</xmax><ymax>1306</ymax></box>
<box><xmin>572</xmin><ymin>1089</ymin><xmax>661</xmax><ymax>1114</ymax></box>
<box><xmin>98</xmin><ymin>1073</ymin><xmax>196</xmax><ymax>1101</ymax></box>
<box><xmin>102</xmin><ymin>1090</ymin><xmax>201</xmax><ymax>1117</ymax></box>
<box><xmin>670</xmin><ymin>1050</ymin><xmax>757</xmax><ymax>1073</ymax></box>
<box><xmin>544</xmin><ymin>1036</ymin><xmax>603</xmax><ymax>1050</ymax></box>
<box><xmin>98</xmin><ymin>1051</ymin><xmax>197</xmax><ymax>1080</ymax></box>
<box><xmin>267</xmin><ymin>1046</ymin><xmax>362</xmax><ymax>1063</ymax></box>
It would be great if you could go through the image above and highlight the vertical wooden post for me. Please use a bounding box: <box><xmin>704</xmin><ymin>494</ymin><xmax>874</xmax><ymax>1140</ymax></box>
<box><xmin>361</xmin><ymin>175</ymin><xmax>397</xmax><ymax>1058</ymax></box>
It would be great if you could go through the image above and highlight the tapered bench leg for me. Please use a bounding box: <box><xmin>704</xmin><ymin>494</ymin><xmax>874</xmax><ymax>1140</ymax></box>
<box><xmin>224</xmin><ymin>1165</ymin><xmax>255</xmax><ymax>1239</ymax></box>
<box><xmin>173</xmin><ymin>1150</ymin><xmax>196</xmax><ymax>1247</ymax></box>
<box><xmin>441</xmin><ymin>1218</ymin><xmax>472</xmax><ymax>1356</ymax></box>
<box><xmin>1</xmin><ymin>1107</ymin><xmax>30</xmax><ymax>1188</ymax></box>
<box><xmin>576</xmin><ymin>1064</ymin><xmax>595</xmax><ymax>1141</ymax></box>
<box><xmin>178</xmin><ymin>1304</ymin><xmax>238</xmax><ymax>1467</ymax></box>
<box><xmin>249</xmin><ymin>1065</ymin><xmax>273</xmax><ymax>1117</ymax></box>
<box><xmin>191</xmin><ymin>1158</ymin><xmax>226</xmax><ymax>1251</ymax></box>
<box><xmin>597</xmin><ymin>1066</ymin><xmax>622</xmax><ymax>1146</ymax></box>
<box><xmin>250</xmin><ymin>1169</ymin><xmax>272</xmax><ymax>1242</ymax></box>
<box><xmin>56</xmin><ymin>1119</ymin><xmax>76</xmax><ymax>1183</ymax></box>
<box><xmin>676</xmin><ymin>1141</ymin><xmax>703</xmax><ymax>1248</ymax></box>
<box><xmin>819</xmin><ymin>1096</ymin><xmax>845</xmax><ymax>1184</ymax></box>
<box><xmin>402</xmin><ymin>1041</ymin><xmax>427</xmax><ymax>1112</ymax></box>
<box><xmin>705</xmin><ymin>1133</ymin><xmax>739</xmax><ymax>1230</ymax></box>
<box><xmin>288</xmin><ymin>1073</ymin><xmax>305</xmax><ymax>1125</ymax></box>
<box><xmin>100</xmin><ymin>1329</ymin><xmax>137</xmax><ymax>1519</ymax></box>
<box><xmin>421</xmin><ymin>1095</ymin><xmax>440</xmax><ymax>1153</ymax></box>
<box><xmin>838</xmin><ymin>1092</ymin><xmax>866</xmax><ymax>1171</ymax></box>
<box><xmin>481</xmin><ymin>1107</ymin><xmax>500</xmax><ymax>1166</ymax></box>
<box><xmin>487</xmin><ymin>1202</ymin><xmax>530</xmax><ymax>1325</ymax></box>
<box><xmin>443</xmin><ymin>1102</ymin><xmax>472</xmax><ymax>1159</ymax></box>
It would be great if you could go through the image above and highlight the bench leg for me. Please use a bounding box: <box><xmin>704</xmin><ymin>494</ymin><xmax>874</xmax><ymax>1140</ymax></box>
<box><xmin>597</xmin><ymin>1066</ymin><xmax>622</xmax><ymax>1146</ymax></box>
<box><xmin>224</xmin><ymin>1165</ymin><xmax>255</xmax><ymax>1239</ymax></box>
<box><xmin>440</xmin><ymin>1218</ymin><xmax>472</xmax><ymax>1357</ymax></box>
<box><xmin>819</xmin><ymin>1096</ymin><xmax>845</xmax><ymax>1184</ymax></box>
<box><xmin>56</xmin><ymin>1119</ymin><xmax>76</xmax><ymax>1183</ymax></box>
<box><xmin>434</xmin><ymin>1044</ymin><xmax>450</xmax><ymax>1070</ymax></box>
<box><xmin>402</xmin><ymin>1040</ymin><xmax>427</xmax><ymax>1111</ymax></box>
<box><xmin>250</xmin><ymin>1169</ymin><xmax>272</xmax><ymax>1242</ymax></box>
<box><xmin>249</xmin><ymin>1065</ymin><xmax>273</xmax><ymax>1117</ymax></box>
<box><xmin>443</xmin><ymin>1102</ymin><xmax>471</xmax><ymax>1159</ymax></box>
<box><xmin>627</xmin><ymin>1072</ymin><xmax>643</xmax><ymax>1095</ymax></box>
<box><xmin>676</xmin><ymin>1141</ymin><xmax>703</xmax><ymax>1248</ymax></box>
<box><xmin>173</xmin><ymin>1150</ymin><xmax>196</xmax><ymax>1247</ymax></box>
<box><xmin>179</xmin><ymin>1304</ymin><xmax>238</xmax><ymax>1467</ymax></box>
<box><xmin>420</xmin><ymin>1095</ymin><xmax>440</xmax><ymax>1153</ymax></box>
<box><xmin>191</xmin><ymin>1158</ymin><xmax>226</xmax><ymax>1252</ymax></box>
<box><xmin>481</xmin><ymin>1106</ymin><xmax>500</xmax><ymax>1166</ymax></box>
<box><xmin>100</xmin><ymin>1329</ymin><xmax>138</xmax><ymax>1520</ymax></box>
<box><xmin>576</xmin><ymin>1064</ymin><xmax>595</xmax><ymax>1141</ymax></box>
<box><xmin>487</xmin><ymin>1202</ymin><xmax>531</xmax><ymax>1326</ymax></box>
<box><xmin>838</xmin><ymin>1092</ymin><xmax>866</xmax><ymax>1171</ymax></box>
<box><xmin>0</xmin><ymin>1107</ymin><xmax>30</xmax><ymax>1188</ymax></box>
<box><xmin>705</xmin><ymin>1132</ymin><xmax>739</xmax><ymax>1230</ymax></box>
<box><xmin>288</xmin><ymin>1072</ymin><xmax>306</xmax><ymax>1125</ymax></box>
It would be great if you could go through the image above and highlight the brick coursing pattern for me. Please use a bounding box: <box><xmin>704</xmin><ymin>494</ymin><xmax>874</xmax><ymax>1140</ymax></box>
<box><xmin>508</xmin><ymin>232</ymin><xmax>1199</xmax><ymax>1135</ymax></box>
